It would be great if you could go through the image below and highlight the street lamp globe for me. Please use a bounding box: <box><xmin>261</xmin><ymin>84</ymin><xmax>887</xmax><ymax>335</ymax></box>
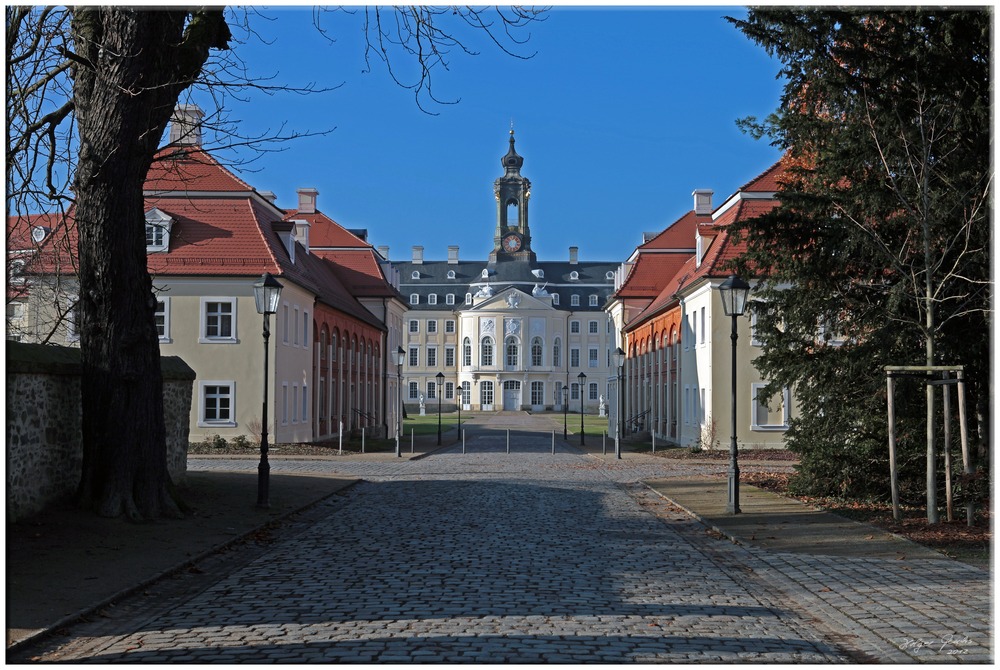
<box><xmin>719</xmin><ymin>274</ymin><xmax>751</xmax><ymax>317</ymax></box>
<box><xmin>253</xmin><ymin>272</ymin><xmax>283</xmax><ymax>315</ymax></box>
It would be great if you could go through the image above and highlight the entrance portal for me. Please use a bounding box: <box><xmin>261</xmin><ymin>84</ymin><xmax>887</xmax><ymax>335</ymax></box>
<box><xmin>502</xmin><ymin>380</ymin><xmax>521</xmax><ymax>411</ymax></box>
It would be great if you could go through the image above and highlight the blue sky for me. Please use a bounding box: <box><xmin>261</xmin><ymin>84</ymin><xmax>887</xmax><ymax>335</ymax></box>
<box><xmin>196</xmin><ymin>6</ymin><xmax>785</xmax><ymax>264</ymax></box>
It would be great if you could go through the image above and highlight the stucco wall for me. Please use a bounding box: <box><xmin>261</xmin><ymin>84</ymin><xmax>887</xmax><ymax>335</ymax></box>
<box><xmin>6</xmin><ymin>342</ymin><xmax>195</xmax><ymax>522</ymax></box>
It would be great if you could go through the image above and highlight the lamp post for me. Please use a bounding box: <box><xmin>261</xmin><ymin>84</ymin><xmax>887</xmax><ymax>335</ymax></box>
<box><xmin>396</xmin><ymin>346</ymin><xmax>405</xmax><ymax>457</ymax></box>
<box><xmin>578</xmin><ymin>371</ymin><xmax>587</xmax><ymax>446</ymax></box>
<box><xmin>719</xmin><ymin>274</ymin><xmax>752</xmax><ymax>515</ymax></box>
<box><xmin>562</xmin><ymin>384</ymin><xmax>569</xmax><ymax>439</ymax></box>
<box><xmin>457</xmin><ymin>381</ymin><xmax>462</xmax><ymax>436</ymax></box>
<box><xmin>252</xmin><ymin>272</ymin><xmax>283</xmax><ymax>509</ymax></box>
<box><xmin>613</xmin><ymin>347</ymin><xmax>626</xmax><ymax>459</ymax></box>
<box><xmin>435</xmin><ymin>371</ymin><xmax>445</xmax><ymax>445</ymax></box>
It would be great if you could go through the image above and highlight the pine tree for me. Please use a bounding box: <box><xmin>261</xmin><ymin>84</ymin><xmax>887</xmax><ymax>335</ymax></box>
<box><xmin>726</xmin><ymin>9</ymin><xmax>990</xmax><ymax>506</ymax></box>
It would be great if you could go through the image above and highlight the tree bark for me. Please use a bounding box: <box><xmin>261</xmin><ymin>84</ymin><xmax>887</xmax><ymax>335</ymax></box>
<box><xmin>70</xmin><ymin>8</ymin><xmax>229</xmax><ymax>519</ymax></box>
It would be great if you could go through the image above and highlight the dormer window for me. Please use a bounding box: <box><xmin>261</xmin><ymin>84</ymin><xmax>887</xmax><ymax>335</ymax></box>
<box><xmin>569</xmin><ymin>271</ymin><xmax>579</xmax><ymax>281</ymax></box>
<box><xmin>605</xmin><ymin>271</ymin><xmax>614</xmax><ymax>280</ymax></box>
<box><xmin>411</xmin><ymin>271</ymin><xmax>421</xmax><ymax>280</ymax></box>
<box><xmin>447</xmin><ymin>270</ymin><xmax>456</xmax><ymax>280</ymax></box>
<box><xmin>145</xmin><ymin>208</ymin><xmax>173</xmax><ymax>253</ymax></box>
<box><xmin>481</xmin><ymin>268</ymin><xmax>489</xmax><ymax>279</ymax></box>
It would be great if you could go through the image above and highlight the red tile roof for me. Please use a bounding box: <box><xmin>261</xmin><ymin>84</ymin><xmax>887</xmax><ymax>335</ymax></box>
<box><xmin>313</xmin><ymin>249</ymin><xmax>400</xmax><ymax>299</ymax></box>
<box><xmin>284</xmin><ymin>210</ymin><xmax>370</xmax><ymax>248</ymax></box>
<box><xmin>145</xmin><ymin>148</ymin><xmax>256</xmax><ymax>193</ymax></box>
<box><xmin>614</xmin><ymin>253</ymin><xmax>692</xmax><ymax>299</ymax></box>
<box><xmin>638</xmin><ymin>210</ymin><xmax>706</xmax><ymax>250</ymax></box>
<box><xmin>144</xmin><ymin>197</ymin><xmax>283</xmax><ymax>277</ymax></box>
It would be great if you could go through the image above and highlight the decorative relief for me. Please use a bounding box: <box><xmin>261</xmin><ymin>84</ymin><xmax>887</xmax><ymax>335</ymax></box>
<box><xmin>505</xmin><ymin>318</ymin><xmax>521</xmax><ymax>337</ymax></box>
<box><xmin>481</xmin><ymin>318</ymin><xmax>496</xmax><ymax>337</ymax></box>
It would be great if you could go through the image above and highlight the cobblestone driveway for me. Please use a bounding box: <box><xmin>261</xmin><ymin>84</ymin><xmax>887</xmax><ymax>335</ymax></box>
<box><xmin>29</xmin><ymin>419</ymin><xmax>994</xmax><ymax>663</ymax></box>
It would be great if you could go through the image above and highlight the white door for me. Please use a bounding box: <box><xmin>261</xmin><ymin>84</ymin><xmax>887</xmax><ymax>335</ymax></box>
<box><xmin>502</xmin><ymin>380</ymin><xmax>520</xmax><ymax>411</ymax></box>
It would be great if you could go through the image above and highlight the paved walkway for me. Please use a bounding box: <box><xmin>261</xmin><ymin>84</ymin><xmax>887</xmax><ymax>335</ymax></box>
<box><xmin>7</xmin><ymin>413</ymin><xmax>992</xmax><ymax>663</ymax></box>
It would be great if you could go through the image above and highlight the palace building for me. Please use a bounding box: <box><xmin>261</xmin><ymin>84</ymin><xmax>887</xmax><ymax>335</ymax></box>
<box><xmin>391</xmin><ymin>131</ymin><xmax>619</xmax><ymax>414</ymax></box>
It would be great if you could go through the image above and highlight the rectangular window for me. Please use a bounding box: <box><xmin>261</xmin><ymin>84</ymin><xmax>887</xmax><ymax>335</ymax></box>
<box><xmin>154</xmin><ymin>298</ymin><xmax>171</xmax><ymax>343</ymax></box>
<box><xmin>293</xmin><ymin>306</ymin><xmax>299</xmax><ymax>345</ymax></box>
<box><xmin>589</xmin><ymin>295</ymin><xmax>599</xmax><ymax>307</ymax></box>
<box><xmin>445</xmin><ymin>320</ymin><xmax>455</xmax><ymax>333</ymax></box>
<box><xmin>571</xmin><ymin>383</ymin><xmax>580</xmax><ymax>400</ymax></box>
<box><xmin>428</xmin><ymin>294</ymin><xmax>438</xmax><ymax>305</ymax></box>
<box><xmin>700</xmin><ymin>307</ymin><xmax>706</xmax><ymax>344</ymax></box>
<box><xmin>410</xmin><ymin>319</ymin><xmax>419</xmax><ymax>333</ymax></box>
<box><xmin>292</xmin><ymin>383</ymin><xmax>299</xmax><ymax>423</ymax></box>
<box><xmin>409</xmin><ymin>347</ymin><xmax>419</xmax><ymax>367</ymax></box>
<box><xmin>531</xmin><ymin>381</ymin><xmax>544</xmax><ymax>405</ymax></box>
<box><xmin>302</xmin><ymin>385</ymin><xmax>308</xmax><ymax>422</ymax></box>
<box><xmin>303</xmin><ymin>312</ymin><xmax>309</xmax><ymax>347</ymax></box>
<box><xmin>282</xmin><ymin>383</ymin><xmax>289</xmax><ymax>425</ymax></box>
<box><xmin>410</xmin><ymin>294</ymin><xmax>419</xmax><ymax>305</ymax></box>
<box><xmin>427</xmin><ymin>347</ymin><xmax>437</xmax><ymax>367</ymax></box>
<box><xmin>446</xmin><ymin>294</ymin><xmax>455</xmax><ymax>305</ymax></box>
<box><xmin>589</xmin><ymin>383</ymin><xmax>599</xmax><ymax>401</ymax></box>
<box><xmin>445</xmin><ymin>382</ymin><xmax>454</xmax><ymax>400</ymax></box>
<box><xmin>589</xmin><ymin>320</ymin><xmax>598</xmax><ymax>334</ymax></box>
<box><xmin>409</xmin><ymin>381</ymin><xmax>419</xmax><ymax>399</ymax></box>
<box><xmin>201</xmin><ymin>298</ymin><xmax>236</xmax><ymax>342</ymax></box>
<box><xmin>427</xmin><ymin>320</ymin><xmax>437</xmax><ymax>333</ymax></box>
<box><xmin>282</xmin><ymin>304</ymin><xmax>289</xmax><ymax>343</ymax></box>
<box><xmin>570</xmin><ymin>348</ymin><xmax>580</xmax><ymax>368</ymax></box>
<box><xmin>200</xmin><ymin>382</ymin><xmax>235</xmax><ymax>427</ymax></box>
<box><xmin>445</xmin><ymin>346</ymin><xmax>455</xmax><ymax>367</ymax></box>
<box><xmin>427</xmin><ymin>381</ymin><xmax>436</xmax><ymax>399</ymax></box>
<box><xmin>588</xmin><ymin>347</ymin><xmax>598</xmax><ymax>368</ymax></box>
<box><xmin>752</xmin><ymin>384</ymin><xmax>790</xmax><ymax>431</ymax></box>
<box><xmin>552</xmin><ymin>294</ymin><xmax>559</xmax><ymax>305</ymax></box>
<box><xmin>570</xmin><ymin>321</ymin><xmax>580</xmax><ymax>334</ymax></box>
<box><xmin>571</xmin><ymin>295</ymin><xmax>580</xmax><ymax>306</ymax></box>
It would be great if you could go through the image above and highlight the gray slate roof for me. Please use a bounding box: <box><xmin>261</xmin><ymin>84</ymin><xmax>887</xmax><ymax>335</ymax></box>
<box><xmin>394</xmin><ymin>258</ymin><xmax>619</xmax><ymax>312</ymax></box>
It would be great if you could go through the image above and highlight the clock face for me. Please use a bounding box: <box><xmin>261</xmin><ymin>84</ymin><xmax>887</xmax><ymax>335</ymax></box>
<box><xmin>503</xmin><ymin>234</ymin><xmax>522</xmax><ymax>252</ymax></box>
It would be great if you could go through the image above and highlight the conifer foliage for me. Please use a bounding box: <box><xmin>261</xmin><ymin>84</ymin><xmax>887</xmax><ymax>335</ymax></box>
<box><xmin>726</xmin><ymin>10</ymin><xmax>990</xmax><ymax>501</ymax></box>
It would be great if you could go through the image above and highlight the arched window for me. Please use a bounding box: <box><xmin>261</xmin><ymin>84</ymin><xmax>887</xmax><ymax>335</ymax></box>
<box><xmin>552</xmin><ymin>337</ymin><xmax>561</xmax><ymax>368</ymax></box>
<box><xmin>480</xmin><ymin>336</ymin><xmax>494</xmax><ymax>366</ymax></box>
<box><xmin>505</xmin><ymin>336</ymin><xmax>519</xmax><ymax>367</ymax></box>
<box><xmin>463</xmin><ymin>337</ymin><xmax>472</xmax><ymax>366</ymax></box>
<box><xmin>571</xmin><ymin>294</ymin><xmax>580</xmax><ymax>306</ymax></box>
<box><xmin>531</xmin><ymin>336</ymin><xmax>543</xmax><ymax>367</ymax></box>
<box><xmin>447</xmin><ymin>270</ymin><xmax>456</xmax><ymax>279</ymax></box>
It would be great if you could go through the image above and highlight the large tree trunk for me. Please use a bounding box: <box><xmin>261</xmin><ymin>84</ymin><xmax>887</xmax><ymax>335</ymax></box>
<box><xmin>70</xmin><ymin>8</ymin><xmax>229</xmax><ymax>519</ymax></box>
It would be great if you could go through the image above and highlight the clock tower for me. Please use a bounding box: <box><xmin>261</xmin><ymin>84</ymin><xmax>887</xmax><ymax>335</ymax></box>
<box><xmin>490</xmin><ymin>129</ymin><xmax>535</xmax><ymax>263</ymax></box>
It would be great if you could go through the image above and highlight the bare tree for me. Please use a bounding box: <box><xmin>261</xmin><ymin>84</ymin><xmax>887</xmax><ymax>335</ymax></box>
<box><xmin>6</xmin><ymin>6</ymin><xmax>546</xmax><ymax>519</ymax></box>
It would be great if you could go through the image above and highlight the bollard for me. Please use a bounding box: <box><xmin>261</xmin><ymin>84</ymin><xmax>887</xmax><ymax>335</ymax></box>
<box><xmin>462</xmin><ymin>429</ymin><xmax>466</xmax><ymax>454</ymax></box>
<box><xmin>603</xmin><ymin>431</ymin><xmax>607</xmax><ymax>456</ymax></box>
<box><xmin>651</xmin><ymin>432</ymin><xmax>655</xmax><ymax>454</ymax></box>
<box><xmin>411</xmin><ymin>428</ymin><xmax>414</xmax><ymax>454</ymax></box>
<box><xmin>552</xmin><ymin>430</ymin><xmax>555</xmax><ymax>454</ymax></box>
<box><xmin>395</xmin><ymin>433</ymin><xmax>400</xmax><ymax>458</ymax></box>
<box><xmin>506</xmin><ymin>429</ymin><xmax>510</xmax><ymax>454</ymax></box>
<box><xmin>338</xmin><ymin>420</ymin><xmax>343</xmax><ymax>455</ymax></box>
<box><xmin>362</xmin><ymin>427</ymin><xmax>365</xmax><ymax>454</ymax></box>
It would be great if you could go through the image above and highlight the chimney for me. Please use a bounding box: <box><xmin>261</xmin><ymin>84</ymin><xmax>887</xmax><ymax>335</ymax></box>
<box><xmin>693</xmin><ymin>189</ymin><xmax>713</xmax><ymax>216</ymax></box>
<box><xmin>447</xmin><ymin>245</ymin><xmax>459</xmax><ymax>264</ymax></box>
<box><xmin>376</xmin><ymin>245</ymin><xmax>389</xmax><ymax>260</ymax></box>
<box><xmin>169</xmin><ymin>105</ymin><xmax>204</xmax><ymax>146</ymax></box>
<box><xmin>291</xmin><ymin>219</ymin><xmax>310</xmax><ymax>255</ymax></box>
<box><xmin>273</xmin><ymin>221</ymin><xmax>295</xmax><ymax>263</ymax></box>
<box><xmin>569</xmin><ymin>246</ymin><xmax>579</xmax><ymax>265</ymax></box>
<box><xmin>259</xmin><ymin>190</ymin><xmax>277</xmax><ymax>204</ymax></box>
<box><xmin>297</xmin><ymin>188</ymin><xmax>319</xmax><ymax>214</ymax></box>
<box><xmin>412</xmin><ymin>245</ymin><xmax>424</xmax><ymax>264</ymax></box>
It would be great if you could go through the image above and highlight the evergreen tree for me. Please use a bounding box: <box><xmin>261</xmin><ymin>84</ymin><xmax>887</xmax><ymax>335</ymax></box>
<box><xmin>726</xmin><ymin>9</ymin><xmax>990</xmax><ymax>505</ymax></box>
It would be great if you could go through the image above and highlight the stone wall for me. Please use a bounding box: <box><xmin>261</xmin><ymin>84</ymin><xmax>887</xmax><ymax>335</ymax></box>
<box><xmin>6</xmin><ymin>342</ymin><xmax>195</xmax><ymax>522</ymax></box>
